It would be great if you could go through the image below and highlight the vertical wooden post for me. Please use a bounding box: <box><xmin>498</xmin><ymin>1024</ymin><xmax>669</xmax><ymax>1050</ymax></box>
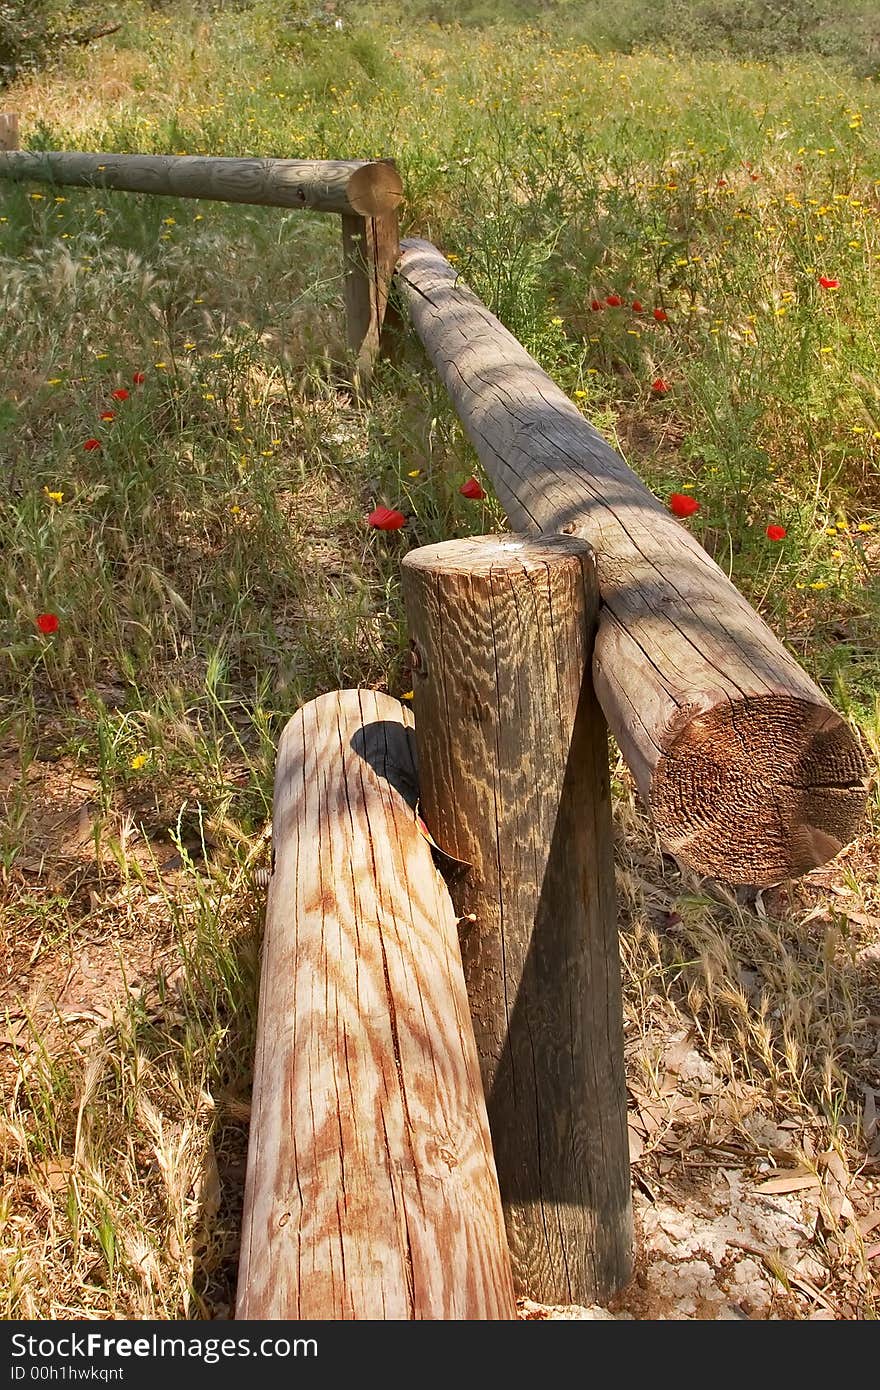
<box><xmin>0</xmin><ymin>113</ymin><xmax>20</xmax><ymax>151</ymax></box>
<box><xmin>341</xmin><ymin>170</ymin><xmax>399</xmax><ymax>385</ymax></box>
<box><xmin>402</xmin><ymin>533</ymin><xmax>633</xmax><ymax>1307</ymax></box>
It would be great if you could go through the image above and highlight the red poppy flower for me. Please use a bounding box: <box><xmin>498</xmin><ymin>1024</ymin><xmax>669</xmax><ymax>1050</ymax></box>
<box><xmin>819</xmin><ymin>276</ymin><xmax>840</xmax><ymax>289</ymax></box>
<box><xmin>766</xmin><ymin>524</ymin><xmax>787</xmax><ymax>541</ymax></box>
<box><xmin>459</xmin><ymin>477</ymin><xmax>486</xmax><ymax>500</ymax></box>
<box><xmin>590</xmin><ymin>299</ymin><xmax>603</xmax><ymax>311</ymax></box>
<box><xmin>100</xmin><ymin>411</ymin><xmax>115</xmax><ymax>422</ymax></box>
<box><xmin>83</xmin><ymin>438</ymin><xmax>101</xmax><ymax>451</ymax></box>
<box><xmin>631</xmin><ymin>299</ymin><xmax>644</xmax><ymax>313</ymax></box>
<box><xmin>653</xmin><ymin>307</ymin><xmax>668</xmax><ymax>322</ymax></box>
<box><xmin>36</xmin><ymin>612</ymin><xmax>59</xmax><ymax>635</ymax></box>
<box><xmin>111</xmin><ymin>388</ymin><xmax>129</xmax><ymax>401</ymax></box>
<box><xmin>651</xmin><ymin>378</ymin><xmax>671</xmax><ymax>395</ymax></box>
<box><xmin>668</xmin><ymin>492</ymin><xmax>700</xmax><ymax>518</ymax></box>
<box><xmin>132</xmin><ymin>372</ymin><xmax>146</xmax><ymax>385</ymax></box>
<box><xmin>367</xmin><ymin>506</ymin><xmax>407</xmax><ymax>531</ymax></box>
<box><xmin>605</xmin><ymin>294</ymin><xmax>623</xmax><ymax>307</ymax></box>
<box><xmin>717</xmin><ymin>178</ymin><xmax>727</xmax><ymax>187</ymax></box>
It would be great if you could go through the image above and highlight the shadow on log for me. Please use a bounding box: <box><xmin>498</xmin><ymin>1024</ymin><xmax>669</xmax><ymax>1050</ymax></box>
<box><xmin>237</xmin><ymin>689</ymin><xmax>516</xmax><ymax>1320</ymax></box>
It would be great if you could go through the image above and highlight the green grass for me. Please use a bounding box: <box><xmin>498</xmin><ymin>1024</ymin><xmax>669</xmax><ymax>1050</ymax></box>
<box><xmin>1</xmin><ymin>0</ymin><xmax>878</xmax><ymax>1318</ymax></box>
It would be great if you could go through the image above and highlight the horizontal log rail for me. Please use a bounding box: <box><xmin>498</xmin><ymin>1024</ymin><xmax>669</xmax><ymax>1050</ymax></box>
<box><xmin>0</xmin><ymin>149</ymin><xmax>403</xmax><ymax>217</ymax></box>
<box><xmin>395</xmin><ymin>238</ymin><xmax>868</xmax><ymax>887</ymax></box>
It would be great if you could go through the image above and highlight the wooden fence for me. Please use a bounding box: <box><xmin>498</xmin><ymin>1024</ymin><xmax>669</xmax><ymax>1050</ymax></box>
<box><xmin>0</xmin><ymin>115</ymin><xmax>869</xmax><ymax>1319</ymax></box>
<box><xmin>0</xmin><ymin>122</ymin><xmax>401</xmax><ymax>379</ymax></box>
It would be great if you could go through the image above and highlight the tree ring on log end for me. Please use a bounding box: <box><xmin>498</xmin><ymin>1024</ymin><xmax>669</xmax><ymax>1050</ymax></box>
<box><xmin>347</xmin><ymin>160</ymin><xmax>404</xmax><ymax>217</ymax></box>
<box><xmin>651</xmin><ymin>695</ymin><xmax>868</xmax><ymax>886</ymax></box>
<box><xmin>401</xmin><ymin>532</ymin><xmax>595</xmax><ymax>579</ymax></box>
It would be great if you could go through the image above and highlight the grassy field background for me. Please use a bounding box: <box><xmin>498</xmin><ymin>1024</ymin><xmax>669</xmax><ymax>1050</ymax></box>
<box><xmin>1</xmin><ymin>0</ymin><xmax>879</xmax><ymax>1318</ymax></box>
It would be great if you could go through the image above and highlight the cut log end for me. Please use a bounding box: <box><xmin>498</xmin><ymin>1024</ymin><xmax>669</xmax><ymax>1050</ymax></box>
<box><xmin>347</xmin><ymin>158</ymin><xmax>404</xmax><ymax>217</ymax></box>
<box><xmin>652</xmin><ymin>696</ymin><xmax>868</xmax><ymax>885</ymax></box>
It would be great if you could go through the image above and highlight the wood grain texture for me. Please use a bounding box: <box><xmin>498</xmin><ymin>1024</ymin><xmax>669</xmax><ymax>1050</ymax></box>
<box><xmin>0</xmin><ymin>150</ymin><xmax>403</xmax><ymax>216</ymax></box>
<box><xmin>237</xmin><ymin>688</ymin><xmax>516</xmax><ymax>1321</ymax></box>
<box><xmin>396</xmin><ymin>238</ymin><xmax>868</xmax><ymax>887</ymax></box>
<box><xmin>341</xmin><ymin>207</ymin><xmax>400</xmax><ymax>379</ymax></box>
<box><xmin>0</xmin><ymin>113</ymin><xmax>18</xmax><ymax>152</ymax></box>
<box><xmin>402</xmin><ymin>535</ymin><xmax>632</xmax><ymax>1305</ymax></box>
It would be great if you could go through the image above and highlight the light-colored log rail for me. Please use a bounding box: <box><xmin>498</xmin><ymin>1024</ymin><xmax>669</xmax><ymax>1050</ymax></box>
<box><xmin>403</xmin><ymin>534</ymin><xmax>632</xmax><ymax>1305</ymax></box>
<box><xmin>396</xmin><ymin>238</ymin><xmax>868</xmax><ymax>887</ymax></box>
<box><xmin>236</xmin><ymin>688</ymin><xmax>517</xmax><ymax>1320</ymax></box>
<box><xmin>0</xmin><ymin>149</ymin><xmax>403</xmax><ymax>217</ymax></box>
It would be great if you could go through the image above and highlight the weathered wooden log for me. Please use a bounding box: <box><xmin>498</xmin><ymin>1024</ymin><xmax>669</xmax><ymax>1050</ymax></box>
<box><xmin>0</xmin><ymin>150</ymin><xmax>403</xmax><ymax>217</ymax></box>
<box><xmin>0</xmin><ymin>113</ymin><xmax>18</xmax><ymax>152</ymax></box>
<box><xmin>402</xmin><ymin>535</ymin><xmax>632</xmax><ymax>1305</ymax></box>
<box><xmin>396</xmin><ymin>238</ymin><xmax>868</xmax><ymax>886</ymax></box>
<box><xmin>237</xmin><ymin>688</ymin><xmax>517</xmax><ymax>1321</ymax></box>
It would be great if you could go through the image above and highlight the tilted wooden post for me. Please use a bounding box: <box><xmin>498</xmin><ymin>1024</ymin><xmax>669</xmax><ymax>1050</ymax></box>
<box><xmin>0</xmin><ymin>113</ymin><xmax>19</xmax><ymax>151</ymax></box>
<box><xmin>402</xmin><ymin>535</ymin><xmax>633</xmax><ymax>1306</ymax></box>
<box><xmin>237</xmin><ymin>688</ymin><xmax>517</xmax><ymax>1320</ymax></box>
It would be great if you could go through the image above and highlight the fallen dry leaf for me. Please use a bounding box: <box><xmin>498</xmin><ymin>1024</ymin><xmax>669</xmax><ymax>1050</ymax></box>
<box><xmin>856</xmin><ymin>1208</ymin><xmax>880</xmax><ymax>1238</ymax></box>
<box><xmin>862</xmin><ymin>1086</ymin><xmax>877</xmax><ymax>1146</ymax></box>
<box><xmin>755</xmin><ymin>1172</ymin><xmax>821</xmax><ymax>1195</ymax></box>
<box><xmin>817</xmin><ymin>1150</ymin><xmax>856</xmax><ymax>1234</ymax></box>
<box><xmin>628</xmin><ymin>1123</ymin><xmax>645</xmax><ymax>1164</ymax></box>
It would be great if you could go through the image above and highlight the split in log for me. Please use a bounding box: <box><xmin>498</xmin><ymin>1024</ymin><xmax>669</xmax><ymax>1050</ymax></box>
<box><xmin>0</xmin><ymin>149</ymin><xmax>403</xmax><ymax>218</ymax></box>
<box><xmin>396</xmin><ymin>238</ymin><xmax>868</xmax><ymax>887</ymax></box>
<box><xmin>237</xmin><ymin>689</ymin><xmax>517</xmax><ymax>1321</ymax></box>
<box><xmin>402</xmin><ymin>534</ymin><xmax>632</xmax><ymax>1305</ymax></box>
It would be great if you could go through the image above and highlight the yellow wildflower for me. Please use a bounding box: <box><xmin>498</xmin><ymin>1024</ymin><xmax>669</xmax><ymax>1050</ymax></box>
<box><xmin>43</xmin><ymin>488</ymin><xmax>63</xmax><ymax>504</ymax></box>
<box><xmin>130</xmin><ymin>754</ymin><xmax>148</xmax><ymax>771</ymax></box>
